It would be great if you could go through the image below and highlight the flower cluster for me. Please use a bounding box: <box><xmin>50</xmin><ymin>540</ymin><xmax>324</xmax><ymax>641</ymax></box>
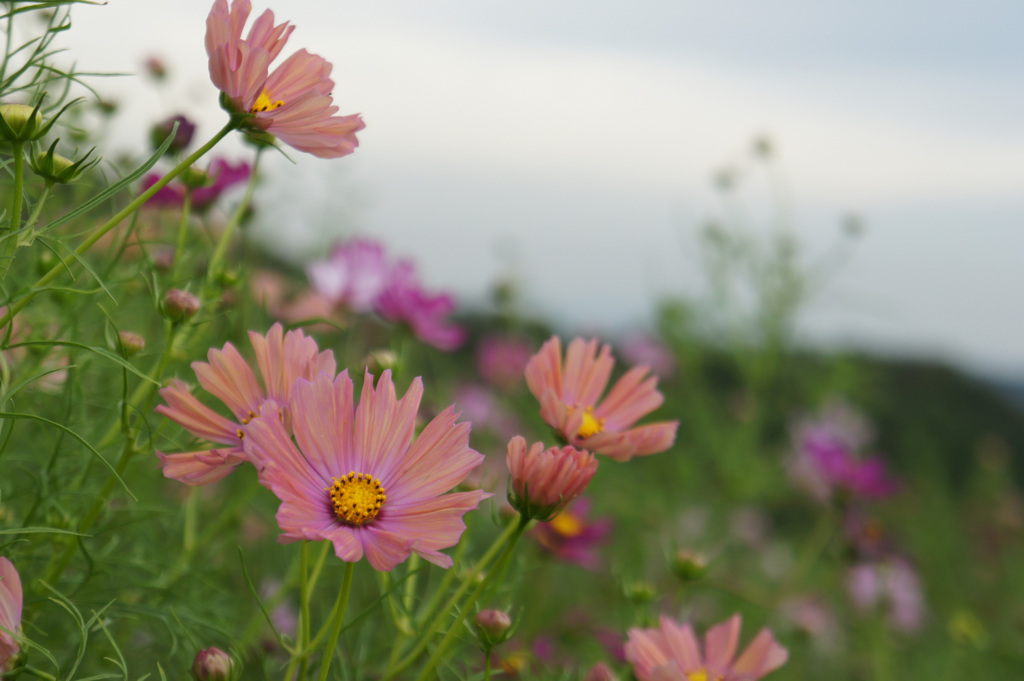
<box><xmin>305</xmin><ymin>237</ymin><xmax>466</xmax><ymax>350</ymax></box>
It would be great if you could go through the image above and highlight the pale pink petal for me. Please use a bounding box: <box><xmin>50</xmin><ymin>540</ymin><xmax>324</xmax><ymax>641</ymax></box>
<box><xmin>574</xmin><ymin>341</ymin><xmax>615</xmax><ymax>408</ymax></box>
<box><xmin>244</xmin><ymin>7</ymin><xmax>293</xmax><ymax>61</ymax></box>
<box><xmin>596</xmin><ymin>366</ymin><xmax>664</xmax><ymax>430</ymax></box>
<box><xmin>290</xmin><ymin>372</ymin><xmax>355</xmax><ymax>480</ymax></box>
<box><xmin>359</xmin><ymin>525</ymin><xmax>417</xmax><ymax>572</ymax></box>
<box><xmin>0</xmin><ymin>557</ymin><xmax>22</xmax><ymax>638</ymax></box>
<box><xmin>155</xmin><ymin>379</ymin><xmax>239</xmax><ymax>445</ymax></box>
<box><xmin>157</xmin><ymin>448</ymin><xmax>243</xmax><ymax>486</ymax></box>
<box><xmin>353</xmin><ymin>370</ymin><xmax>419</xmax><ymax>479</ymax></box>
<box><xmin>375</xmin><ymin>490</ymin><xmax>490</xmax><ymax>568</ymax></box>
<box><xmin>731</xmin><ymin>629</ymin><xmax>789</xmax><ymax>679</ymax></box>
<box><xmin>384</xmin><ymin>405</ymin><xmax>480</xmax><ymax>503</ymax></box>
<box><xmin>525</xmin><ymin>336</ymin><xmax>562</xmax><ymax>402</ymax></box>
<box><xmin>660</xmin><ymin>617</ymin><xmax>703</xmax><ymax>673</ymax></box>
<box><xmin>625</xmin><ymin>626</ymin><xmax>672</xmax><ymax>681</ymax></box>
<box><xmin>246</xmin><ymin>403</ymin><xmax>328</xmax><ymax>492</ymax></box>
<box><xmin>263</xmin><ymin>49</ymin><xmax>332</xmax><ymax>102</ymax></box>
<box><xmin>193</xmin><ymin>343</ymin><xmax>264</xmax><ymax>422</ymax></box>
<box><xmin>704</xmin><ymin>615</ymin><xmax>741</xmax><ymax>674</ymax></box>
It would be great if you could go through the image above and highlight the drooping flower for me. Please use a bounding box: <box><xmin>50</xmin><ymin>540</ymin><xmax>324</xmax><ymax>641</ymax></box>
<box><xmin>530</xmin><ymin>497</ymin><xmax>612</xmax><ymax>570</ymax></box>
<box><xmin>143</xmin><ymin>158</ymin><xmax>252</xmax><ymax>211</ymax></box>
<box><xmin>205</xmin><ymin>0</ymin><xmax>364</xmax><ymax>158</ymax></box>
<box><xmin>375</xmin><ymin>261</ymin><xmax>465</xmax><ymax>351</ymax></box>
<box><xmin>306</xmin><ymin>238</ymin><xmax>393</xmax><ymax>313</ymax></box>
<box><xmin>625</xmin><ymin>614</ymin><xmax>788</xmax><ymax>681</ymax></box>
<box><xmin>155</xmin><ymin>323</ymin><xmax>335</xmax><ymax>485</ymax></box>
<box><xmin>243</xmin><ymin>370</ymin><xmax>489</xmax><ymax>571</ymax></box>
<box><xmin>525</xmin><ymin>336</ymin><xmax>678</xmax><ymax>461</ymax></box>
<box><xmin>506</xmin><ymin>436</ymin><xmax>597</xmax><ymax>521</ymax></box>
<box><xmin>0</xmin><ymin>557</ymin><xmax>23</xmax><ymax>672</ymax></box>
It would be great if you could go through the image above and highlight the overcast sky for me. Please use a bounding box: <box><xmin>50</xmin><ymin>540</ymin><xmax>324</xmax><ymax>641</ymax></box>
<box><xmin>64</xmin><ymin>1</ymin><xmax>1024</xmax><ymax>377</ymax></box>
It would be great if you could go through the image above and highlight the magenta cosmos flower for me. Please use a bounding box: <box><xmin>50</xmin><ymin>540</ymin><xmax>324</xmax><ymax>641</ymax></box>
<box><xmin>625</xmin><ymin>615</ymin><xmax>788</xmax><ymax>681</ymax></box>
<box><xmin>156</xmin><ymin>323</ymin><xmax>335</xmax><ymax>485</ymax></box>
<box><xmin>506</xmin><ymin>435</ymin><xmax>597</xmax><ymax>521</ymax></box>
<box><xmin>530</xmin><ymin>496</ymin><xmax>612</xmax><ymax>571</ymax></box>
<box><xmin>206</xmin><ymin>0</ymin><xmax>365</xmax><ymax>158</ymax></box>
<box><xmin>243</xmin><ymin>370</ymin><xmax>490</xmax><ymax>571</ymax></box>
<box><xmin>142</xmin><ymin>158</ymin><xmax>251</xmax><ymax>211</ymax></box>
<box><xmin>525</xmin><ymin>336</ymin><xmax>678</xmax><ymax>461</ymax></box>
<box><xmin>374</xmin><ymin>261</ymin><xmax>465</xmax><ymax>351</ymax></box>
<box><xmin>0</xmin><ymin>557</ymin><xmax>23</xmax><ymax>672</ymax></box>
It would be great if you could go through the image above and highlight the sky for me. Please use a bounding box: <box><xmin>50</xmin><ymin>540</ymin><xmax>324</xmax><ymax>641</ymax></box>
<box><xmin>60</xmin><ymin>0</ymin><xmax>1024</xmax><ymax>377</ymax></box>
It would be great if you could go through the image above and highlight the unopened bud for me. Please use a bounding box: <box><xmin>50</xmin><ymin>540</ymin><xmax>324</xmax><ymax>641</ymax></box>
<box><xmin>30</xmin><ymin>141</ymin><xmax>99</xmax><ymax>184</ymax></box>
<box><xmin>0</xmin><ymin>103</ymin><xmax>42</xmax><ymax>142</ymax></box>
<box><xmin>474</xmin><ymin>609</ymin><xmax>512</xmax><ymax>645</ymax></box>
<box><xmin>118</xmin><ymin>331</ymin><xmax>146</xmax><ymax>356</ymax></box>
<box><xmin>671</xmin><ymin>549</ymin><xmax>707</xmax><ymax>582</ymax></box>
<box><xmin>623</xmin><ymin>581</ymin><xmax>656</xmax><ymax>604</ymax></box>
<box><xmin>163</xmin><ymin>289</ymin><xmax>200</xmax><ymax>321</ymax></box>
<box><xmin>191</xmin><ymin>647</ymin><xmax>234</xmax><ymax>681</ymax></box>
<box><xmin>151</xmin><ymin>114</ymin><xmax>196</xmax><ymax>155</ymax></box>
<box><xmin>363</xmin><ymin>349</ymin><xmax>398</xmax><ymax>374</ymax></box>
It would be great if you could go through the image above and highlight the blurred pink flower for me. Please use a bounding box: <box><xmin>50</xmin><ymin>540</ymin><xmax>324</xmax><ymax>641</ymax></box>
<box><xmin>453</xmin><ymin>383</ymin><xmax>519</xmax><ymax>440</ymax></box>
<box><xmin>156</xmin><ymin>323</ymin><xmax>335</xmax><ymax>485</ymax></box>
<box><xmin>307</xmin><ymin>238</ymin><xmax>392</xmax><ymax>313</ymax></box>
<box><xmin>525</xmin><ymin>336</ymin><xmax>678</xmax><ymax>461</ymax></box>
<box><xmin>143</xmin><ymin>158</ymin><xmax>251</xmax><ymax>211</ymax></box>
<box><xmin>788</xmin><ymin>400</ymin><xmax>897</xmax><ymax>503</ymax></box>
<box><xmin>506</xmin><ymin>436</ymin><xmax>597</xmax><ymax>521</ymax></box>
<box><xmin>625</xmin><ymin>614</ymin><xmax>788</xmax><ymax>681</ymax></box>
<box><xmin>0</xmin><ymin>557</ymin><xmax>23</xmax><ymax>672</ymax></box>
<box><xmin>530</xmin><ymin>497</ymin><xmax>612</xmax><ymax>570</ymax></box>
<box><xmin>477</xmin><ymin>335</ymin><xmax>532</xmax><ymax>391</ymax></box>
<box><xmin>206</xmin><ymin>0</ymin><xmax>364</xmax><ymax>158</ymax></box>
<box><xmin>375</xmin><ymin>261</ymin><xmax>465</xmax><ymax>351</ymax></box>
<box><xmin>620</xmin><ymin>332</ymin><xmax>676</xmax><ymax>379</ymax></box>
<box><xmin>847</xmin><ymin>557</ymin><xmax>925</xmax><ymax>633</ymax></box>
<box><xmin>243</xmin><ymin>370</ymin><xmax>489</xmax><ymax>571</ymax></box>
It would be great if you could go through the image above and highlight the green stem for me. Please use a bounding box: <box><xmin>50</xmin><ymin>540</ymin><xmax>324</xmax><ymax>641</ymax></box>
<box><xmin>0</xmin><ymin>119</ymin><xmax>237</xmax><ymax>329</ymax></box>
<box><xmin>317</xmin><ymin>561</ymin><xmax>355</xmax><ymax>681</ymax></box>
<box><xmin>2</xmin><ymin>140</ymin><xmax>25</xmax><ymax>277</ymax></box>
<box><xmin>385</xmin><ymin>519</ymin><xmax>519</xmax><ymax>679</ymax></box>
<box><xmin>204</xmin><ymin>149</ymin><xmax>261</xmax><ymax>291</ymax></box>
<box><xmin>182</xmin><ymin>486</ymin><xmax>199</xmax><ymax>555</ymax></box>
<box><xmin>171</xmin><ymin>189</ymin><xmax>192</xmax><ymax>285</ymax></box>
<box><xmin>413</xmin><ymin>520</ymin><xmax>526</xmax><ymax>681</ymax></box>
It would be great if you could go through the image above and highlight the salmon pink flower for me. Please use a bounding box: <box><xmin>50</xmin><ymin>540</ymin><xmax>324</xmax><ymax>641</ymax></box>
<box><xmin>625</xmin><ymin>614</ymin><xmax>788</xmax><ymax>681</ymax></box>
<box><xmin>206</xmin><ymin>0</ymin><xmax>364</xmax><ymax>158</ymax></box>
<box><xmin>243</xmin><ymin>370</ymin><xmax>490</xmax><ymax>571</ymax></box>
<box><xmin>506</xmin><ymin>436</ymin><xmax>597</xmax><ymax>521</ymax></box>
<box><xmin>0</xmin><ymin>557</ymin><xmax>23</xmax><ymax>672</ymax></box>
<box><xmin>525</xmin><ymin>336</ymin><xmax>678</xmax><ymax>461</ymax></box>
<box><xmin>156</xmin><ymin>323</ymin><xmax>335</xmax><ymax>485</ymax></box>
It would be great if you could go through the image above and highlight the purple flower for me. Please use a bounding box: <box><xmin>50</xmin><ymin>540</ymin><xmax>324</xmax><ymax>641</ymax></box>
<box><xmin>476</xmin><ymin>335</ymin><xmax>532</xmax><ymax>391</ymax></box>
<box><xmin>847</xmin><ymin>557</ymin><xmax>925</xmax><ymax>633</ymax></box>
<box><xmin>143</xmin><ymin>158</ymin><xmax>251</xmax><ymax>211</ymax></box>
<box><xmin>374</xmin><ymin>261</ymin><xmax>465</xmax><ymax>351</ymax></box>
<box><xmin>150</xmin><ymin>114</ymin><xmax>196</xmax><ymax>155</ymax></box>
<box><xmin>529</xmin><ymin>496</ymin><xmax>612</xmax><ymax>570</ymax></box>
<box><xmin>306</xmin><ymin>238</ymin><xmax>391</xmax><ymax>312</ymax></box>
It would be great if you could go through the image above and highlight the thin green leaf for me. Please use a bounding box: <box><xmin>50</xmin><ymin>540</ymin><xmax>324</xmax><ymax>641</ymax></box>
<box><xmin>7</xmin><ymin>340</ymin><xmax>158</xmax><ymax>385</ymax></box>
<box><xmin>0</xmin><ymin>526</ymin><xmax>87</xmax><ymax>536</ymax></box>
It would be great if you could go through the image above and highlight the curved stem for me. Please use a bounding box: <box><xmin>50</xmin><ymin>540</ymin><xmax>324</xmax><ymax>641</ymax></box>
<box><xmin>170</xmin><ymin>188</ymin><xmax>192</xmax><ymax>285</ymax></box>
<box><xmin>317</xmin><ymin>561</ymin><xmax>355</xmax><ymax>681</ymax></box>
<box><xmin>2</xmin><ymin>140</ymin><xmax>25</xmax><ymax>277</ymax></box>
<box><xmin>204</xmin><ymin>148</ymin><xmax>261</xmax><ymax>291</ymax></box>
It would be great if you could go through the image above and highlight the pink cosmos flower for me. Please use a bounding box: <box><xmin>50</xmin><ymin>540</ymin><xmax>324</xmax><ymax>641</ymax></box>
<box><xmin>307</xmin><ymin>238</ymin><xmax>392</xmax><ymax>313</ymax></box>
<box><xmin>156</xmin><ymin>323</ymin><xmax>335</xmax><ymax>485</ymax></box>
<box><xmin>530</xmin><ymin>497</ymin><xmax>612</xmax><ymax>571</ymax></box>
<box><xmin>625</xmin><ymin>615</ymin><xmax>788</xmax><ymax>681</ymax></box>
<box><xmin>206</xmin><ymin>0</ymin><xmax>364</xmax><ymax>158</ymax></box>
<box><xmin>143</xmin><ymin>158</ymin><xmax>251</xmax><ymax>211</ymax></box>
<box><xmin>0</xmin><ymin>557</ymin><xmax>23</xmax><ymax>672</ymax></box>
<box><xmin>847</xmin><ymin>558</ymin><xmax>924</xmax><ymax>633</ymax></box>
<box><xmin>243</xmin><ymin>370</ymin><xmax>490</xmax><ymax>571</ymax></box>
<box><xmin>525</xmin><ymin>336</ymin><xmax>678</xmax><ymax>461</ymax></box>
<box><xmin>374</xmin><ymin>261</ymin><xmax>465</xmax><ymax>351</ymax></box>
<box><xmin>506</xmin><ymin>436</ymin><xmax>597</xmax><ymax>520</ymax></box>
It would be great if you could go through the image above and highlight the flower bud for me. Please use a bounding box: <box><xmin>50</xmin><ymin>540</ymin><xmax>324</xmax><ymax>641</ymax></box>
<box><xmin>0</xmin><ymin>103</ymin><xmax>42</xmax><ymax>142</ymax></box>
<box><xmin>29</xmin><ymin>141</ymin><xmax>99</xmax><ymax>184</ymax></box>
<box><xmin>584</xmin><ymin>662</ymin><xmax>617</xmax><ymax>681</ymax></box>
<box><xmin>117</xmin><ymin>331</ymin><xmax>146</xmax><ymax>356</ymax></box>
<box><xmin>362</xmin><ymin>349</ymin><xmax>398</xmax><ymax>374</ymax></box>
<box><xmin>163</xmin><ymin>289</ymin><xmax>200</xmax><ymax>321</ymax></box>
<box><xmin>475</xmin><ymin>609</ymin><xmax>512</xmax><ymax>646</ymax></box>
<box><xmin>506</xmin><ymin>436</ymin><xmax>597</xmax><ymax>521</ymax></box>
<box><xmin>623</xmin><ymin>580</ymin><xmax>656</xmax><ymax>604</ymax></box>
<box><xmin>191</xmin><ymin>647</ymin><xmax>234</xmax><ymax>681</ymax></box>
<box><xmin>670</xmin><ymin>549</ymin><xmax>707</xmax><ymax>583</ymax></box>
<box><xmin>151</xmin><ymin>114</ymin><xmax>196</xmax><ymax>155</ymax></box>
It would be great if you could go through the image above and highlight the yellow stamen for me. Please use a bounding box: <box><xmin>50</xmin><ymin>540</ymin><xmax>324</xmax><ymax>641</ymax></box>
<box><xmin>549</xmin><ymin>511</ymin><xmax>584</xmax><ymax>538</ymax></box>
<box><xmin>250</xmin><ymin>90</ymin><xmax>284</xmax><ymax>114</ymax></box>
<box><xmin>567</xmin><ymin>405</ymin><xmax>604</xmax><ymax>439</ymax></box>
<box><xmin>687</xmin><ymin>669</ymin><xmax>723</xmax><ymax>681</ymax></box>
<box><xmin>328</xmin><ymin>472</ymin><xmax>386</xmax><ymax>527</ymax></box>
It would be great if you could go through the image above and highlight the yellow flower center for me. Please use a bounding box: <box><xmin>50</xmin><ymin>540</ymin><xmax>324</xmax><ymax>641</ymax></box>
<box><xmin>568</xmin><ymin>405</ymin><xmax>604</xmax><ymax>439</ymax></box>
<box><xmin>548</xmin><ymin>511</ymin><xmax>584</xmax><ymax>538</ymax></box>
<box><xmin>329</xmin><ymin>472</ymin><xmax>386</xmax><ymax>526</ymax></box>
<box><xmin>250</xmin><ymin>90</ymin><xmax>284</xmax><ymax>114</ymax></box>
<box><xmin>687</xmin><ymin>669</ymin><xmax>724</xmax><ymax>681</ymax></box>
